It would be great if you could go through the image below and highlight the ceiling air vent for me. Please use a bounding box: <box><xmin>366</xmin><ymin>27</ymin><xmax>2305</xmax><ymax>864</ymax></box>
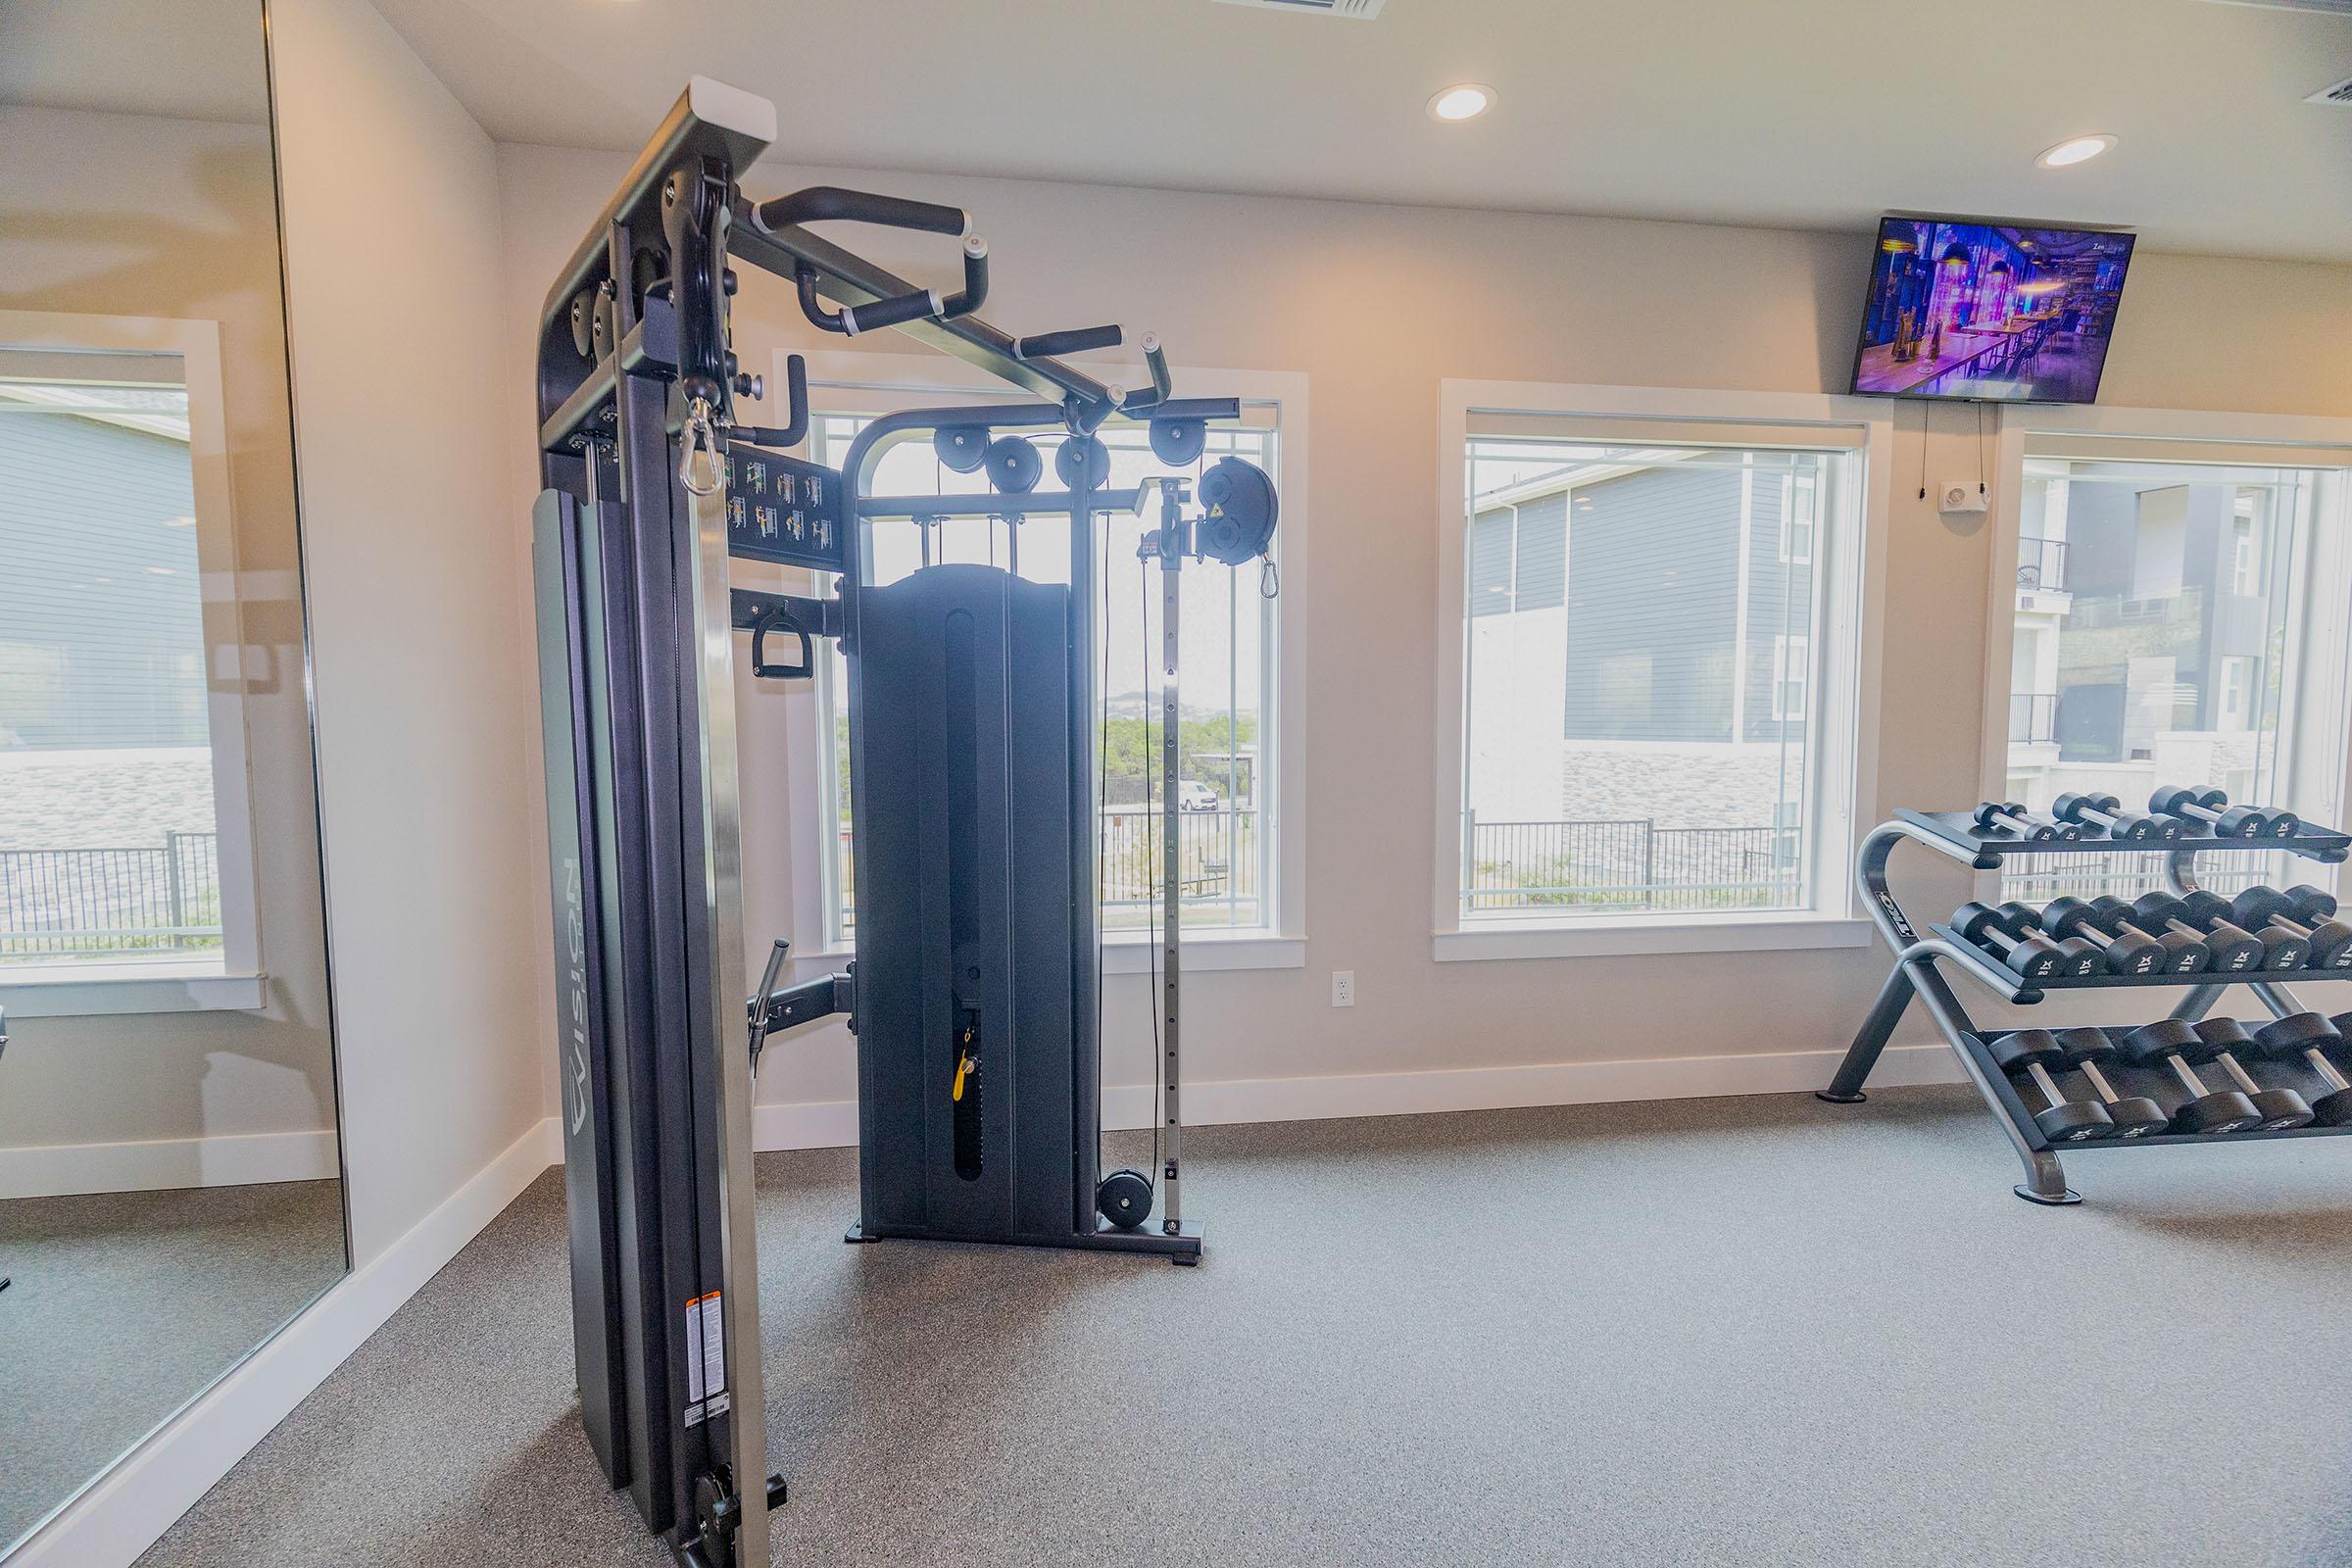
<box><xmin>2309</xmin><ymin>73</ymin><xmax>2352</xmax><ymax>105</ymax></box>
<box><xmin>1212</xmin><ymin>0</ymin><xmax>1387</xmax><ymax>18</ymax></box>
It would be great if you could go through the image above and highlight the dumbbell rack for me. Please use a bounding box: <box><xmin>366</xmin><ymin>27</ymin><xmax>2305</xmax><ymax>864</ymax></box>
<box><xmin>1819</xmin><ymin>808</ymin><xmax>2352</xmax><ymax>1203</ymax></box>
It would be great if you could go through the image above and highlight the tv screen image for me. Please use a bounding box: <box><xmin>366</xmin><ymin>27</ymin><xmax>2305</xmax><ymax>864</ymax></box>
<box><xmin>1850</xmin><ymin>218</ymin><xmax>2135</xmax><ymax>403</ymax></box>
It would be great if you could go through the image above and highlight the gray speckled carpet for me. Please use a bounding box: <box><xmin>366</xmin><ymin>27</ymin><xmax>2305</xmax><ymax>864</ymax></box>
<box><xmin>0</xmin><ymin>1180</ymin><xmax>346</xmax><ymax>1553</ymax></box>
<box><xmin>133</xmin><ymin>1088</ymin><xmax>2352</xmax><ymax>1567</ymax></box>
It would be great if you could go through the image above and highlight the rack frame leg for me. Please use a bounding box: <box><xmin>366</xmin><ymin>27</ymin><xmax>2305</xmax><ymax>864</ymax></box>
<box><xmin>1818</xmin><ymin>963</ymin><xmax>1915</xmax><ymax>1102</ymax></box>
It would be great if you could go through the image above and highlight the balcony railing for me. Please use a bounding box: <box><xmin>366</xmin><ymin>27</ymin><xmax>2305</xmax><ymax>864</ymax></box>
<box><xmin>2017</xmin><ymin>535</ymin><xmax>2068</xmax><ymax>594</ymax></box>
<box><xmin>2010</xmin><ymin>692</ymin><xmax>2058</xmax><ymax>745</ymax></box>
<box><xmin>0</xmin><ymin>831</ymin><xmax>222</xmax><ymax>958</ymax></box>
<box><xmin>1463</xmin><ymin>817</ymin><xmax>1797</xmax><ymax>913</ymax></box>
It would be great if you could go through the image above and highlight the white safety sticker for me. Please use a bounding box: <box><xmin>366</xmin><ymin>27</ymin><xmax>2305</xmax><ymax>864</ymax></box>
<box><xmin>684</xmin><ymin>1291</ymin><xmax>725</xmax><ymax>1405</ymax></box>
<box><xmin>685</xmin><ymin>1399</ymin><xmax>708</xmax><ymax>1428</ymax></box>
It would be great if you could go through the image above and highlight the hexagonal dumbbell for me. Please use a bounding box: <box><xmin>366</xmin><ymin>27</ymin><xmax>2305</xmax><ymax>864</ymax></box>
<box><xmin>2052</xmin><ymin>791</ymin><xmax>2179</xmax><ymax>843</ymax></box>
<box><xmin>2230</xmin><ymin>886</ymin><xmax>2352</xmax><ymax>970</ymax></box>
<box><xmin>2131</xmin><ymin>892</ymin><xmax>2278</xmax><ymax>974</ymax></box>
<box><xmin>2050</xmin><ymin>1025</ymin><xmax>2170</xmax><ymax>1138</ymax></box>
<box><xmin>2084</xmin><ymin>896</ymin><xmax>2211</xmax><ymax>973</ymax></box>
<box><xmin>1951</xmin><ymin>902</ymin><xmax>2071</xmax><ymax>980</ymax></box>
<box><xmin>2112</xmin><ymin>1020</ymin><xmax>2265</xmax><ymax>1135</ymax></box>
<box><xmin>2252</xmin><ymin>1012</ymin><xmax>2352</xmax><ymax>1127</ymax></box>
<box><xmin>1973</xmin><ymin>801</ymin><xmax>2073</xmax><ymax>841</ymax></box>
<box><xmin>2039</xmin><ymin>896</ymin><xmax>2167</xmax><ymax>976</ymax></box>
<box><xmin>2150</xmin><ymin>785</ymin><xmax>2296</xmax><ymax>840</ymax></box>
<box><xmin>1987</xmin><ymin>1029</ymin><xmax>2113</xmax><ymax>1142</ymax></box>
<box><xmin>1999</xmin><ymin>902</ymin><xmax>2103</xmax><ymax>975</ymax></box>
<box><xmin>2189</xmin><ymin>1018</ymin><xmax>2314</xmax><ymax>1130</ymax></box>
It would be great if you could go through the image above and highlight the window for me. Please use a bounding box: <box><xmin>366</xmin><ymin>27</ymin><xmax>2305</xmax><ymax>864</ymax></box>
<box><xmin>789</xmin><ymin>363</ymin><xmax>1294</xmax><ymax>951</ymax></box>
<box><xmin>0</xmin><ymin>332</ymin><xmax>251</xmax><ymax>977</ymax></box>
<box><xmin>1998</xmin><ymin>442</ymin><xmax>2352</xmax><ymax>905</ymax></box>
<box><xmin>1445</xmin><ymin>390</ymin><xmax>1878</xmax><ymax>941</ymax></box>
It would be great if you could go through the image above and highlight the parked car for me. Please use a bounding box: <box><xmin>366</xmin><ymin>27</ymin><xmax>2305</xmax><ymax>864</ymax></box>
<box><xmin>1177</xmin><ymin>780</ymin><xmax>1221</xmax><ymax>812</ymax></box>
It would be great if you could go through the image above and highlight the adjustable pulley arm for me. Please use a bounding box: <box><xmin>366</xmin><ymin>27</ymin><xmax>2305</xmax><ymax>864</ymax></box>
<box><xmin>745</xmin><ymin>939</ymin><xmax>855</xmax><ymax>1076</ymax></box>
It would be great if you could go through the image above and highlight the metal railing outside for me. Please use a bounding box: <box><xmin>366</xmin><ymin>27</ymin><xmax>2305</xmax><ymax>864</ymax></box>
<box><xmin>0</xmin><ymin>831</ymin><xmax>222</xmax><ymax>957</ymax></box>
<box><xmin>2017</xmin><ymin>535</ymin><xmax>2068</xmax><ymax>594</ymax></box>
<box><xmin>1464</xmin><ymin>817</ymin><xmax>1796</xmax><ymax>913</ymax></box>
<box><xmin>2010</xmin><ymin>692</ymin><xmax>2058</xmax><ymax>745</ymax></box>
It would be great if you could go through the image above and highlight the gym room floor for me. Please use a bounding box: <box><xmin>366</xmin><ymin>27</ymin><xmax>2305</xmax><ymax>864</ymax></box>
<box><xmin>135</xmin><ymin>1089</ymin><xmax>2352</xmax><ymax>1568</ymax></box>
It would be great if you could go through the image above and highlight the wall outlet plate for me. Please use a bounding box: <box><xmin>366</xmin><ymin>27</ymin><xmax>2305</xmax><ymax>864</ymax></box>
<box><xmin>1331</xmin><ymin>970</ymin><xmax>1355</xmax><ymax>1006</ymax></box>
<box><xmin>1938</xmin><ymin>481</ymin><xmax>1989</xmax><ymax>515</ymax></box>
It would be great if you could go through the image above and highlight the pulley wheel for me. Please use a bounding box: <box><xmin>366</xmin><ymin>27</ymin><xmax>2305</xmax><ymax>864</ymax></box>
<box><xmin>1149</xmin><ymin>416</ymin><xmax>1205</xmax><ymax>466</ymax></box>
<box><xmin>1195</xmin><ymin>457</ymin><xmax>1279</xmax><ymax>564</ymax></box>
<box><xmin>985</xmin><ymin>435</ymin><xmax>1043</xmax><ymax>495</ymax></box>
<box><xmin>1096</xmin><ymin>1168</ymin><xmax>1152</xmax><ymax>1231</ymax></box>
<box><xmin>1054</xmin><ymin>434</ymin><xmax>1111</xmax><ymax>489</ymax></box>
<box><xmin>568</xmin><ymin>289</ymin><xmax>596</xmax><ymax>360</ymax></box>
<box><xmin>934</xmin><ymin>424</ymin><xmax>990</xmax><ymax>472</ymax></box>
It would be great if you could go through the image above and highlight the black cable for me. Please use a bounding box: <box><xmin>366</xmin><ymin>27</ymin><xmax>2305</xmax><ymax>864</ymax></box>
<box><xmin>1917</xmin><ymin>400</ymin><xmax>1929</xmax><ymax>502</ymax></box>
<box><xmin>1142</xmin><ymin>557</ymin><xmax>1164</xmax><ymax>1188</ymax></box>
<box><xmin>1977</xmin><ymin>403</ymin><xmax>1987</xmax><ymax>495</ymax></box>
<box><xmin>1095</xmin><ymin>500</ymin><xmax>1110</xmax><ymax>1179</ymax></box>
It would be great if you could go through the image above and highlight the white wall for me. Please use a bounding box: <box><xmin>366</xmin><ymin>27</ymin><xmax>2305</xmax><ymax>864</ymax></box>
<box><xmin>495</xmin><ymin>140</ymin><xmax>2352</xmax><ymax>1134</ymax></box>
<box><xmin>271</xmin><ymin>0</ymin><xmax>544</xmax><ymax>1263</ymax></box>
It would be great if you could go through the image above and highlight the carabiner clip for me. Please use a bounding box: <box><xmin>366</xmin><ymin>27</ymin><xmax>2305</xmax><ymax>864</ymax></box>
<box><xmin>679</xmin><ymin>396</ymin><xmax>723</xmax><ymax>497</ymax></box>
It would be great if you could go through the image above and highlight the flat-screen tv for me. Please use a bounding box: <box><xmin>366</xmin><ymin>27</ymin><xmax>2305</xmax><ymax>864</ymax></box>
<box><xmin>1849</xmin><ymin>217</ymin><xmax>2135</xmax><ymax>403</ymax></box>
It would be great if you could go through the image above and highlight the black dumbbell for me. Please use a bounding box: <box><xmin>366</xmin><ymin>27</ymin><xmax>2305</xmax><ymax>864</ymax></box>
<box><xmin>2178</xmin><ymin>889</ymin><xmax>2310</xmax><ymax>971</ymax></box>
<box><xmin>2084</xmin><ymin>896</ymin><xmax>2212</xmax><ymax>973</ymax></box>
<box><xmin>2112</xmin><ymin>1020</ymin><xmax>2265</xmax><ymax>1134</ymax></box>
<box><xmin>1973</xmin><ymin>801</ymin><xmax>2071</xmax><ymax>842</ymax></box>
<box><xmin>2190</xmin><ymin>1018</ymin><xmax>2313</xmax><ymax>1129</ymax></box>
<box><xmin>1951</xmin><ymin>903</ymin><xmax>2072</xmax><ymax>980</ymax></box>
<box><xmin>2053</xmin><ymin>791</ymin><xmax>2179</xmax><ymax>843</ymax></box>
<box><xmin>2230</xmin><ymin>886</ymin><xmax>2352</xmax><ymax>970</ymax></box>
<box><xmin>2251</xmin><ymin>1013</ymin><xmax>2352</xmax><ymax>1127</ymax></box>
<box><xmin>2040</xmin><ymin>896</ymin><xmax>2167</xmax><ymax>976</ymax></box>
<box><xmin>2130</xmin><ymin>892</ymin><xmax>2274</xmax><ymax>974</ymax></box>
<box><xmin>1987</xmin><ymin>1029</ymin><xmax>2113</xmax><ymax>1141</ymax></box>
<box><xmin>2150</xmin><ymin>785</ymin><xmax>2293</xmax><ymax>840</ymax></box>
<box><xmin>2001</xmin><ymin>902</ymin><xmax>2104</xmax><ymax>975</ymax></box>
<box><xmin>2051</xmin><ymin>1026</ymin><xmax>2170</xmax><ymax>1137</ymax></box>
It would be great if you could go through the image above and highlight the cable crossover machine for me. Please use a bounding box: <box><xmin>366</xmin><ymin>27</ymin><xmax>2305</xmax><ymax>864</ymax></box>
<box><xmin>530</xmin><ymin>78</ymin><xmax>1279</xmax><ymax>1567</ymax></box>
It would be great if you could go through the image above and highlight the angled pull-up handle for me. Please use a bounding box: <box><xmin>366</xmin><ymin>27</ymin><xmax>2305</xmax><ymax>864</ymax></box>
<box><xmin>1121</xmin><ymin>332</ymin><xmax>1174</xmax><ymax>413</ymax></box>
<box><xmin>1015</xmin><ymin>324</ymin><xmax>1121</xmax><ymax>361</ymax></box>
<box><xmin>763</xmin><ymin>185</ymin><xmax>989</xmax><ymax>336</ymax></box>
<box><xmin>756</xmin><ymin>185</ymin><xmax>966</xmax><ymax>236</ymax></box>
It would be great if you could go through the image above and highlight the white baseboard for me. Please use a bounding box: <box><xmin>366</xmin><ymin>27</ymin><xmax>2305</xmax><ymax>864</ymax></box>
<box><xmin>9</xmin><ymin>1115</ymin><xmax>563</xmax><ymax>1568</ymax></box>
<box><xmin>750</xmin><ymin>1041</ymin><xmax>1964</xmax><ymax>1152</ymax></box>
<box><xmin>0</xmin><ymin>1128</ymin><xmax>342</xmax><ymax>1200</ymax></box>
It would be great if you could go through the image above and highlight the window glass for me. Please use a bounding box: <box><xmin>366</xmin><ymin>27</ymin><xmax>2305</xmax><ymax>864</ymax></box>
<box><xmin>1</xmin><ymin>366</ymin><xmax>222</xmax><ymax>962</ymax></box>
<box><xmin>809</xmin><ymin>410</ymin><xmax>1280</xmax><ymax>940</ymax></box>
<box><xmin>2002</xmin><ymin>455</ymin><xmax>2344</xmax><ymax>903</ymax></box>
<box><xmin>1460</xmin><ymin>437</ymin><xmax>1852</xmax><ymax>917</ymax></box>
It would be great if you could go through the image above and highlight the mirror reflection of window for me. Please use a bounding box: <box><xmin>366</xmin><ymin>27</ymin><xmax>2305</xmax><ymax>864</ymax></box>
<box><xmin>0</xmin><ymin>1</ymin><xmax>347</xmax><ymax>1554</ymax></box>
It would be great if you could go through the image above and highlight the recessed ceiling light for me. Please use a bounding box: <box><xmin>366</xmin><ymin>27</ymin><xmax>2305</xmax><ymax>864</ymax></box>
<box><xmin>1428</xmin><ymin>83</ymin><xmax>1494</xmax><ymax>122</ymax></box>
<box><xmin>2036</xmin><ymin>134</ymin><xmax>2117</xmax><ymax>169</ymax></box>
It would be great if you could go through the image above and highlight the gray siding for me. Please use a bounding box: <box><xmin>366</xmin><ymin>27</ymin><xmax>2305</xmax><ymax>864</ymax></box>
<box><xmin>1563</xmin><ymin>466</ymin><xmax>1741</xmax><ymax>741</ymax></box>
<box><xmin>0</xmin><ymin>411</ymin><xmax>208</xmax><ymax>749</ymax></box>
<box><xmin>1469</xmin><ymin>492</ymin><xmax>1567</xmax><ymax>617</ymax></box>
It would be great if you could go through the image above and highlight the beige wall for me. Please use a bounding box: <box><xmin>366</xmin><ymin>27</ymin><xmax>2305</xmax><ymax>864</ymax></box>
<box><xmin>495</xmin><ymin>139</ymin><xmax>2352</xmax><ymax>1125</ymax></box>
<box><xmin>272</xmin><ymin>0</ymin><xmax>546</xmax><ymax>1260</ymax></box>
<box><xmin>0</xmin><ymin>105</ymin><xmax>336</xmax><ymax>1152</ymax></box>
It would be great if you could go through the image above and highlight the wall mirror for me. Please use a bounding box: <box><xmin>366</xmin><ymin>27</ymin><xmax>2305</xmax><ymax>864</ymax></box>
<box><xmin>0</xmin><ymin>0</ymin><xmax>347</xmax><ymax>1552</ymax></box>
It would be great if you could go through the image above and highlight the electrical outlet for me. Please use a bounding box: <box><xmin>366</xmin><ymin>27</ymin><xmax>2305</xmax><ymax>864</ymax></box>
<box><xmin>1331</xmin><ymin>970</ymin><xmax>1354</xmax><ymax>1007</ymax></box>
<box><xmin>1937</xmin><ymin>481</ymin><xmax>1989</xmax><ymax>515</ymax></box>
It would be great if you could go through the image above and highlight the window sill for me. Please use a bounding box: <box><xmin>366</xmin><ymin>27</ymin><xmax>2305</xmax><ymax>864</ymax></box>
<box><xmin>1432</xmin><ymin>913</ymin><xmax>1875</xmax><ymax>963</ymax></box>
<box><xmin>1102</xmin><ymin>932</ymin><xmax>1305</xmax><ymax>973</ymax></box>
<box><xmin>781</xmin><ymin>933</ymin><xmax>1307</xmax><ymax>979</ymax></box>
<box><xmin>0</xmin><ymin>962</ymin><xmax>269</xmax><ymax>1017</ymax></box>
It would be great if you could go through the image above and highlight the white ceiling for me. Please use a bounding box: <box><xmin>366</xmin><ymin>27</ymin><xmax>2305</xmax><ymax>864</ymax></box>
<box><xmin>0</xmin><ymin>0</ymin><xmax>272</xmax><ymax>124</ymax></box>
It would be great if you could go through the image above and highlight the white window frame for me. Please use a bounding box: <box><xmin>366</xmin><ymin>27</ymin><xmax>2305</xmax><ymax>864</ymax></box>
<box><xmin>1771</xmin><ymin>633</ymin><xmax>1810</xmax><ymax>723</ymax></box>
<box><xmin>1779</xmin><ymin>469</ymin><xmax>1816</xmax><ymax>565</ymax></box>
<box><xmin>1977</xmin><ymin>403</ymin><xmax>2352</xmax><ymax>904</ymax></box>
<box><xmin>0</xmin><ymin>309</ymin><xmax>267</xmax><ymax>1013</ymax></box>
<box><xmin>1433</xmin><ymin>380</ymin><xmax>1891</xmax><ymax>961</ymax></box>
<box><xmin>758</xmin><ymin>350</ymin><xmax>1308</xmax><ymax>975</ymax></box>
